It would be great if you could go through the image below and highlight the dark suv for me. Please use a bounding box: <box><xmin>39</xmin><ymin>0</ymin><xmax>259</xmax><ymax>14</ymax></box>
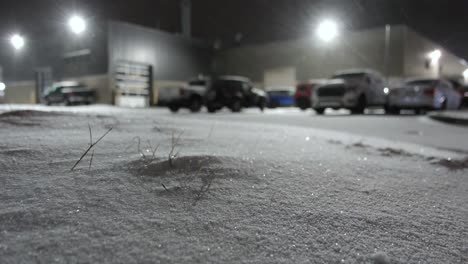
<box><xmin>205</xmin><ymin>76</ymin><xmax>267</xmax><ymax>113</ymax></box>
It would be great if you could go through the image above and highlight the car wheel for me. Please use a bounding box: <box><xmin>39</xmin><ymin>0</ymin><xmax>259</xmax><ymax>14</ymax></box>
<box><xmin>169</xmin><ymin>105</ymin><xmax>180</xmax><ymax>113</ymax></box>
<box><xmin>230</xmin><ymin>98</ymin><xmax>242</xmax><ymax>113</ymax></box>
<box><xmin>314</xmin><ymin>108</ymin><xmax>325</xmax><ymax>115</ymax></box>
<box><xmin>414</xmin><ymin>108</ymin><xmax>426</xmax><ymax>115</ymax></box>
<box><xmin>385</xmin><ymin>105</ymin><xmax>400</xmax><ymax>115</ymax></box>
<box><xmin>258</xmin><ymin>98</ymin><xmax>266</xmax><ymax>112</ymax></box>
<box><xmin>297</xmin><ymin>98</ymin><xmax>309</xmax><ymax>111</ymax></box>
<box><xmin>299</xmin><ymin>105</ymin><xmax>309</xmax><ymax>111</ymax></box>
<box><xmin>207</xmin><ymin>104</ymin><xmax>217</xmax><ymax>113</ymax></box>
<box><xmin>351</xmin><ymin>95</ymin><xmax>366</xmax><ymax>115</ymax></box>
<box><xmin>189</xmin><ymin>97</ymin><xmax>202</xmax><ymax>113</ymax></box>
<box><xmin>440</xmin><ymin>99</ymin><xmax>448</xmax><ymax>111</ymax></box>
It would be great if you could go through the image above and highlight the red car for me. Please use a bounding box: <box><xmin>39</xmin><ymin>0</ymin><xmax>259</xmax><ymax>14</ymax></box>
<box><xmin>294</xmin><ymin>80</ymin><xmax>326</xmax><ymax>110</ymax></box>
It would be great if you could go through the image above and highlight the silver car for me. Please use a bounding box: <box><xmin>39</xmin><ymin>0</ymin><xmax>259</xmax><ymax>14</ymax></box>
<box><xmin>386</xmin><ymin>78</ymin><xmax>462</xmax><ymax>114</ymax></box>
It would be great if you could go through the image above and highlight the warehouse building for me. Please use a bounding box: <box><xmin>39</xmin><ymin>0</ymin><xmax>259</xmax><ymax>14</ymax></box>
<box><xmin>1</xmin><ymin>22</ymin><xmax>466</xmax><ymax>106</ymax></box>
<box><xmin>214</xmin><ymin>25</ymin><xmax>467</xmax><ymax>88</ymax></box>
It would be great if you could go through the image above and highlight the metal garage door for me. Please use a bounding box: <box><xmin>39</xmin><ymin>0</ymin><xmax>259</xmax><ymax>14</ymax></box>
<box><xmin>114</xmin><ymin>61</ymin><xmax>153</xmax><ymax>107</ymax></box>
<box><xmin>263</xmin><ymin>67</ymin><xmax>296</xmax><ymax>89</ymax></box>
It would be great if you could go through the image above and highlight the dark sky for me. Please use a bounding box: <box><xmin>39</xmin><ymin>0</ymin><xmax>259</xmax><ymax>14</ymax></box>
<box><xmin>0</xmin><ymin>0</ymin><xmax>467</xmax><ymax>58</ymax></box>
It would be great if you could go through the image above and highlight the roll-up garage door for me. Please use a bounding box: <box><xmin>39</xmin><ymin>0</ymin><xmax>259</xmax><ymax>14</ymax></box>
<box><xmin>114</xmin><ymin>61</ymin><xmax>153</xmax><ymax>107</ymax></box>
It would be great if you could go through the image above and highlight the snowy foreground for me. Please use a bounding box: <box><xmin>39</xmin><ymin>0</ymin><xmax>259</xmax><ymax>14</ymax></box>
<box><xmin>0</xmin><ymin>108</ymin><xmax>467</xmax><ymax>263</ymax></box>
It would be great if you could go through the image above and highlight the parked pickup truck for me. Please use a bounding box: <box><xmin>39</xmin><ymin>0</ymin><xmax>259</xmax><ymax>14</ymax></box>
<box><xmin>312</xmin><ymin>69</ymin><xmax>388</xmax><ymax>114</ymax></box>
<box><xmin>43</xmin><ymin>81</ymin><xmax>96</xmax><ymax>106</ymax></box>
<box><xmin>167</xmin><ymin>79</ymin><xmax>208</xmax><ymax>113</ymax></box>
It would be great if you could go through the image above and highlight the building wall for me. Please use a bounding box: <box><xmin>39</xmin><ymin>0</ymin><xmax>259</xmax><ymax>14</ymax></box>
<box><xmin>214</xmin><ymin>26</ymin><xmax>406</xmax><ymax>85</ymax></box>
<box><xmin>403</xmin><ymin>28</ymin><xmax>466</xmax><ymax>79</ymax></box>
<box><xmin>3</xmin><ymin>81</ymin><xmax>36</xmax><ymax>104</ymax></box>
<box><xmin>108</xmin><ymin>21</ymin><xmax>212</xmax><ymax>82</ymax></box>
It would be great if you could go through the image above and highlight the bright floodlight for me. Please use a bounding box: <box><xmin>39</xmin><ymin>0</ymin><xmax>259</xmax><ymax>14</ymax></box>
<box><xmin>463</xmin><ymin>69</ymin><xmax>468</xmax><ymax>78</ymax></box>
<box><xmin>0</xmin><ymin>82</ymin><xmax>5</xmax><ymax>91</ymax></box>
<box><xmin>428</xmin><ymin>49</ymin><xmax>442</xmax><ymax>63</ymax></box>
<box><xmin>68</xmin><ymin>15</ymin><xmax>86</xmax><ymax>35</ymax></box>
<box><xmin>316</xmin><ymin>19</ymin><xmax>339</xmax><ymax>42</ymax></box>
<box><xmin>10</xmin><ymin>34</ymin><xmax>25</xmax><ymax>50</ymax></box>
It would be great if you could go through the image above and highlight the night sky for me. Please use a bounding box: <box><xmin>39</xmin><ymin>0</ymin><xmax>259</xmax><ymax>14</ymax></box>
<box><xmin>0</xmin><ymin>0</ymin><xmax>467</xmax><ymax>58</ymax></box>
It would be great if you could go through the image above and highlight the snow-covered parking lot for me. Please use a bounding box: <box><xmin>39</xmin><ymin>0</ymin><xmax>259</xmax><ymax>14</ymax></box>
<box><xmin>0</xmin><ymin>105</ymin><xmax>467</xmax><ymax>263</ymax></box>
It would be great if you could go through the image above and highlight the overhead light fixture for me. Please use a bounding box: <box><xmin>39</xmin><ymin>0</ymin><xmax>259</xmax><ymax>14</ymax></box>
<box><xmin>10</xmin><ymin>34</ymin><xmax>25</xmax><ymax>50</ymax></box>
<box><xmin>316</xmin><ymin>19</ymin><xmax>339</xmax><ymax>42</ymax></box>
<box><xmin>428</xmin><ymin>49</ymin><xmax>442</xmax><ymax>63</ymax></box>
<box><xmin>68</xmin><ymin>15</ymin><xmax>87</xmax><ymax>35</ymax></box>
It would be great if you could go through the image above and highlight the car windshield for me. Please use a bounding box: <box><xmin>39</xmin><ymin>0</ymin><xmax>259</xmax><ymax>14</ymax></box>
<box><xmin>405</xmin><ymin>80</ymin><xmax>436</xmax><ymax>86</ymax></box>
<box><xmin>332</xmin><ymin>73</ymin><xmax>366</xmax><ymax>82</ymax></box>
<box><xmin>188</xmin><ymin>80</ymin><xmax>206</xmax><ymax>86</ymax></box>
<box><xmin>268</xmin><ymin>90</ymin><xmax>293</xmax><ymax>96</ymax></box>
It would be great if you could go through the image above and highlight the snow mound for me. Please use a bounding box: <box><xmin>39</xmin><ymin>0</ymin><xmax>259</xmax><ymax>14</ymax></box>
<box><xmin>0</xmin><ymin>110</ymin><xmax>69</xmax><ymax>127</ymax></box>
<box><xmin>0</xmin><ymin>110</ymin><xmax>63</xmax><ymax>118</ymax></box>
<box><xmin>126</xmin><ymin>155</ymin><xmax>255</xmax><ymax>201</ymax></box>
<box><xmin>0</xmin><ymin>148</ymin><xmax>44</xmax><ymax>166</ymax></box>
<box><xmin>128</xmin><ymin>155</ymin><xmax>248</xmax><ymax>177</ymax></box>
<box><xmin>433</xmin><ymin>157</ymin><xmax>468</xmax><ymax>171</ymax></box>
<box><xmin>369</xmin><ymin>252</ymin><xmax>391</xmax><ymax>264</ymax></box>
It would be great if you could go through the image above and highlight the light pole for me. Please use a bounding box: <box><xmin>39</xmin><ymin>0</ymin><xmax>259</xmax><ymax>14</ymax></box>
<box><xmin>463</xmin><ymin>69</ymin><xmax>468</xmax><ymax>83</ymax></box>
<box><xmin>383</xmin><ymin>25</ymin><xmax>391</xmax><ymax>78</ymax></box>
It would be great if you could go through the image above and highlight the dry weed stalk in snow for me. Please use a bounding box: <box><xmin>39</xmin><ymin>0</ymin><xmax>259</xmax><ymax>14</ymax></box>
<box><xmin>70</xmin><ymin>124</ymin><xmax>113</xmax><ymax>171</ymax></box>
<box><xmin>168</xmin><ymin>130</ymin><xmax>183</xmax><ymax>168</ymax></box>
<box><xmin>131</xmin><ymin>136</ymin><xmax>160</xmax><ymax>160</ymax></box>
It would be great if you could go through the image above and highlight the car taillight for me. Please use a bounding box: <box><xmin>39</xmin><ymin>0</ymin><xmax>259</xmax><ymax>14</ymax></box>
<box><xmin>69</xmin><ymin>92</ymin><xmax>76</xmax><ymax>96</ymax></box>
<box><xmin>424</xmin><ymin>88</ymin><xmax>435</xmax><ymax>97</ymax></box>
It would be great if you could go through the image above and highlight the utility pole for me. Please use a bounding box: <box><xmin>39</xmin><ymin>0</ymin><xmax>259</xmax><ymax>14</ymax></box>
<box><xmin>181</xmin><ymin>0</ymin><xmax>191</xmax><ymax>38</ymax></box>
<box><xmin>384</xmin><ymin>24</ymin><xmax>391</xmax><ymax>79</ymax></box>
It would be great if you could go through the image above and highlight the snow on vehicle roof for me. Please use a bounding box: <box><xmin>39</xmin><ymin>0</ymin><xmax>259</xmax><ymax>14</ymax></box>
<box><xmin>334</xmin><ymin>68</ymin><xmax>382</xmax><ymax>76</ymax></box>
<box><xmin>217</xmin><ymin>75</ymin><xmax>251</xmax><ymax>82</ymax></box>
<box><xmin>53</xmin><ymin>81</ymin><xmax>81</xmax><ymax>87</ymax></box>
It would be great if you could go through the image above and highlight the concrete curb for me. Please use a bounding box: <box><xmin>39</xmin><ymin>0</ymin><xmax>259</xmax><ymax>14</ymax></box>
<box><xmin>428</xmin><ymin>112</ymin><xmax>468</xmax><ymax>126</ymax></box>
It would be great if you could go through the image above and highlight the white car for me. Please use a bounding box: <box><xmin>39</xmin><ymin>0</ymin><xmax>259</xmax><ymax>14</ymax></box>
<box><xmin>312</xmin><ymin>69</ymin><xmax>388</xmax><ymax>114</ymax></box>
<box><xmin>386</xmin><ymin>78</ymin><xmax>462</xmax><ymax>114</ymax></box>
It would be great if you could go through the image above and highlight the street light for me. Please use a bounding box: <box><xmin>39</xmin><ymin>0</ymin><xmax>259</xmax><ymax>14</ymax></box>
<box><xmin>428</xmin><ymin>49</ymin><xmax>442</xmax><ymax>64</ymax></box>
<box><xmin>463</xmin><ymin>69</ymin><xmax>468</xmax><ymax>82</ymax></box>
<box><xmin>68</xmin><ymin>15</ymin><xmax>86</xmax><ymax>35</ymax></box>
<box><xmin>316</xmin><ymin>19</ymin><xmax>339</xmax><ymax>42</ymax></box>
<box><xmin>10</xmin><ymin>34</ymin><xmax>25</xmax><ymax>50</ymax></box>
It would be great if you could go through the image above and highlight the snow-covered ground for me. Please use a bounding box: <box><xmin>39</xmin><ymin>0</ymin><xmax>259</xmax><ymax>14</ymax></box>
<box><xmin>0</xmin><ymin>106</ymin><xmax>467</xmax><ymax>263</ymax></box>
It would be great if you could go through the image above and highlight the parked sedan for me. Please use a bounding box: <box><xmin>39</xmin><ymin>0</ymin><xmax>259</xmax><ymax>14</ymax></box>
<box><xmin>386</xmin><ymin>78</ymin><xmax>461</xmax><ymax>114</ymax></box>
<box><xmin>266</xmin><ymin>88</ymin><xmax>295</xmax><ymax>108</ymax></box>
